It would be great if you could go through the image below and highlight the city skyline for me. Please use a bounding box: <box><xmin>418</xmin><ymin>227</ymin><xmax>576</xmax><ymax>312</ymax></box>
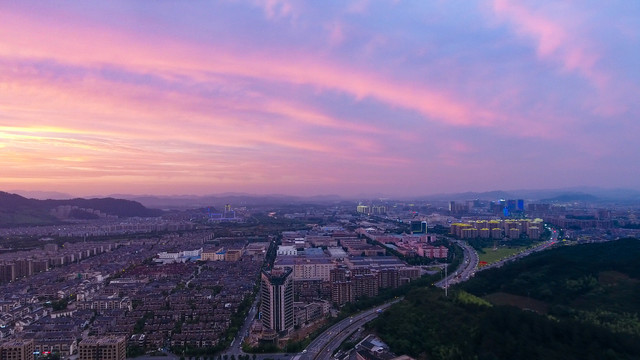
<box><xmin>1</xmin><ymin>1</ymin><xmax>639</xmax><ymax>197</ymax></box>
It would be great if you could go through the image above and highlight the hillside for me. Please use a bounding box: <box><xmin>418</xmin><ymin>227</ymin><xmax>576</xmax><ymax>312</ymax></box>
<box><xmin>540</xmin><ymin>192</ymin><xmax>599</xmax><ymax>202</ymax></box>
<box><xmin>464</xmin><ymin>238</ymin><xmax>640</xmax><ymax>334</ymax></box>
<box><xmin>371</xmin><ymin>239</ymin><xmax>640</xmax><ymax>360</ymax></box>
<box><xmin>0</xmin><ymin>191</ymin><xmax>163</xmax><ymax>227</ymax></box>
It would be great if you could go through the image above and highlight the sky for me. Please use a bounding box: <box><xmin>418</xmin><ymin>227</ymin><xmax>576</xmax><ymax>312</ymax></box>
<box><xmin>1</xmin><ymin>1</ymin><xmax>639</xmax><ymax>197</ymax></box>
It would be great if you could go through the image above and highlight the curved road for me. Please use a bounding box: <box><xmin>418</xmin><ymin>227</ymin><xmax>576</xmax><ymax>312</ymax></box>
<box><xmin>435</xmin><ymin>240</ymin><xmax>478</xmax><ymax>288</ymax></box>
<box><xmin>298</xmin><ymin>299</ymin><xmax>401</xmax><ymax>360</ymax></box>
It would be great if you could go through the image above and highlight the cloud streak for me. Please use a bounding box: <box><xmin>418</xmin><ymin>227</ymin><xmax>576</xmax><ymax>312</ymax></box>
<box><xmin>0</xmin><ymin>9</ymin><xmax>499</xmax><ymax>128</ymax></box>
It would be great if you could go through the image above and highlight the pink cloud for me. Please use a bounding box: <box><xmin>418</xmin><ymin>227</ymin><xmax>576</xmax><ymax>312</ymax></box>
<box><xmin>0</xmin><ymin>52</ymin><xmax>422</xmax><ymax>189</ymax></box>
<box><xmin>491</xmin><ymin>0</ymin><xmax>609</xmax><ymax>89</ymax></box>
<box><xmin>0</xmin><ymin>52</ymin><xmax>399</xmax><ymax>152</ymax></box>
<box><xmin>0</xmin><ymin>9</ymin><xmax>499</xmax><ymax>129</ymax></box>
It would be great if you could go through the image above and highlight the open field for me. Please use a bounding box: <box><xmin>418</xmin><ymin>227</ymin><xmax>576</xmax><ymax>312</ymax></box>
<box><xmin>478</xmin><ymin>246</ymin><xmax>528</xmax><ymax>264</ymax></box>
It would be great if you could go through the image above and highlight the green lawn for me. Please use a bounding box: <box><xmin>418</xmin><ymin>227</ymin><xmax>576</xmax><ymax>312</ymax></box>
<box><xmin>478</xmin><ymin>246</ymin><xmax>528</xmax><ymax>264</ymax></box>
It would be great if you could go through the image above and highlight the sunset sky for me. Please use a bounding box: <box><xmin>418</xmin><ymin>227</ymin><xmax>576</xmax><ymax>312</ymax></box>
<box><xmin>1</xmin><ymin>1</ymin><xmax>639</xmax><ymax>197</ymax></box>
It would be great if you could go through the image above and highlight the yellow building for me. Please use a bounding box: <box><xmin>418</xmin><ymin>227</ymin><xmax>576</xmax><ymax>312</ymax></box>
<box><xmin>527</xmin><ymin>226</ymin><xmax>541</xmax><ymax>239</ymax></box>
<box><xmin>225</xmin><ymin>249</ymin><xmax>243</xmax><ymax>261</ymax></box>
<box><xmin>201</xmin><ymin>247</ymin><xmax>224</xmax><ymax>261</ymax></box>
<box><xmin>461</xmin><ymin>227</ymin><xmax>478</xmax><ymax>239</ymax></box>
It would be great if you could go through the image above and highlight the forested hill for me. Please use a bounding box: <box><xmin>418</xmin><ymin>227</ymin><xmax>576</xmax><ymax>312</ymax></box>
<box><xmin>0</xmin><ymin>191</ymin><xmax>163</xmax><ymax>227</ymax></box>
<box><xmin>371</xmin><ymin>238</ymin><xmax>640</xmax><ymax>360</ymax></box>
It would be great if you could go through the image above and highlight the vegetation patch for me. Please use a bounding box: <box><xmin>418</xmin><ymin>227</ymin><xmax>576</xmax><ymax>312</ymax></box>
<box><xmin>598</xmin><ymin>270</ymin><xmax>635</xmax><ymax>286</ymax></box>
<box><xmin>455</xmin><ymin>290</ymin><xmax>492</xmax><ymax>307</ymax></box>
<box><xmin>484</xmin><ymin>292</ymin><xmax>549</xmax><ymax>314</ymax></box>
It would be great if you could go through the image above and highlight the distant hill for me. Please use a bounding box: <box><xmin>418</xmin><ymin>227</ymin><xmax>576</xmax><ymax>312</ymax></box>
<box><xmin>420</xmin><ymin>187</ymin><xmax>640</xmax><ymax>203</ymax></box>
<box><xmin>9</xmin><ymin>190</ymin><xmax>73</xmax><ymax>200</ymax></box>
<box><xmin>0</xmin><ymin>191</ymin><xmax>163</xmax><ymax>227</ymax></box>
<box><xmin>540</xmin><ymin>192</ymin><xmax>599</xmax><ymax>202</ymax></box>
<box><xmin>372</xmin><ymin>239</ymin><xmax>640</xmax><ymax>359</ymax></box>
<box><xmin>113</xmin><ymin>193</ymin><xmax>344</xmax><ymax>210</ymax></box>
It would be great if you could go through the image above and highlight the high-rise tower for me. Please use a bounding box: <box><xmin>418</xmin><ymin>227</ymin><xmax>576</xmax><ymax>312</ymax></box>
<box><xmin>260</xmin><ymin>267</ymin><xmax>294</xmax><ymax>334</ymax></box>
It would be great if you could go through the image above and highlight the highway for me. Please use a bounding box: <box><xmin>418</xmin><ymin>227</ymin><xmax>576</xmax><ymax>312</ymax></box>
<box><xmin>435</xmin><ymin>240</ymin><xmax>478</xmax><ymax>288</ymax></box>
<box><xmin>297</xmin><ymin>299</ymin><xmax>401</xmax><ymax>360</ymax></box>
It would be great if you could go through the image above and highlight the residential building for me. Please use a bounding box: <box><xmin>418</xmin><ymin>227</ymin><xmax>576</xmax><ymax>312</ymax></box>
<box><xmin>0</xmin><ymin>339</ymin><xmax>34</xmax><ymax>360</ymax></box>
<box><xmin>78</xmin><ymin>336</ymin><xmax>126</xmax><ymax>360</ymax></box>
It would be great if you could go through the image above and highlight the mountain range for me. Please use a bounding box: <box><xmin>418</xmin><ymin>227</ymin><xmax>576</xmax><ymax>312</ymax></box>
<box><xmin>0</xmin><ymin>191</ymin><xmax>163</xmax><ymax>227</ymax></box>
